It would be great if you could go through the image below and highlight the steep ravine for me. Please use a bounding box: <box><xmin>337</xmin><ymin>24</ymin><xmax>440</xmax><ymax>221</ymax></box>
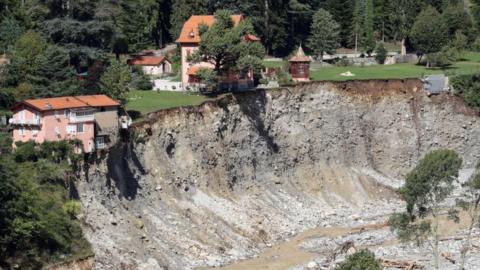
<box><xmin>76</xmin><ymin>80</ymin><xmax>480</xmax><ymax>270</ymax></box>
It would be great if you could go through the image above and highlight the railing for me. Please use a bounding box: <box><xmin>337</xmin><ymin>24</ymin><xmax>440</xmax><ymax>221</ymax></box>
<box><xmin>9</xmin><ymin>118</ymin><xmax>41</xmax><ymax>126</ymax></box>
<box><xmin>69</xmin><ymin>114</ymin><xmax>95</xmax><ymax>123</ymax></box>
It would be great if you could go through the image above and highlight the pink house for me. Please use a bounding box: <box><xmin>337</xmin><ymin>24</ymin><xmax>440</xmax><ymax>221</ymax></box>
<box><xmin>10</xmin><ymin>95</ymin><xmax>120</xmax><ymax>153</ymax></box>
<box><xmin>176</xmin><ymin>14</ymin><xmax>260</xmax><ymax>90</ymax></box>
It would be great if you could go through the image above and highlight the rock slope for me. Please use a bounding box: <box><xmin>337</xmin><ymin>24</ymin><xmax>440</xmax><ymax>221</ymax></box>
<box><xmin>76</xmin><ymin>80</ymin><xmax>480</xmax><ymax>269</ymax></box>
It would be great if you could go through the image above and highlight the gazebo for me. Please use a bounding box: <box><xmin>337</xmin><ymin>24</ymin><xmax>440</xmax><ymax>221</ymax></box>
<box><xmin>288</xmin><ymin>45</ymin><xmax>311</xmax><ymax>82</ymax></box>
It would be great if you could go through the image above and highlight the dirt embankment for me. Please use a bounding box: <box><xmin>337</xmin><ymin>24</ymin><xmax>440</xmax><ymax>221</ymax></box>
<box><xmin>76</xmin><ymin>80</ymin><xmax>480</xmax><ymax>270</ymax></box>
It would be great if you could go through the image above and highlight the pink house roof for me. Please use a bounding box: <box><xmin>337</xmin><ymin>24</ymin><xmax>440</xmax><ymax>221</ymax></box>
<box><xmin>12</xmin><ymin>95</ymin><xmax>120</xmax><ymax>112</ymax></box>
<box><xmin>176</xmin><ymin>15</ymin><xmax>244</xmax><ymax>44</ymax></box>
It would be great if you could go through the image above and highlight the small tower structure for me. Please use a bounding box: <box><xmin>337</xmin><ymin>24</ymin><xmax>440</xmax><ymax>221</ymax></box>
<box><xmin>288</xmin><ymin>45</ymin><xmax>311</xmax><ymax>82</ymax></box>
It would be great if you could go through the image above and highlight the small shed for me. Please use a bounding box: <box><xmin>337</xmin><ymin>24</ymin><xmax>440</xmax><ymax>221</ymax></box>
<box><xmin>289</xmin><ymin>45</ymin><xmax>311</xmax><ymax>82</ymax></box>
<box><xmin>423</xmin><ymin>74</ymin><xmax>450</xmax><ymax>95</ymax></box>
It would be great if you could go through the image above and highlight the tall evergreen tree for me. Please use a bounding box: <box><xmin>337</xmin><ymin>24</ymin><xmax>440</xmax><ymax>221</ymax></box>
<box><xmin>308</xmin><ymin>8</ymin><xmax>340</xmax><ymax>62</ymax></box>
<box><xmin>363</xmin><ymin>0</ymin><xmax>375</xmax><ymax>53</ymax></box>
<box><xmin>322</xmin><ymin>0</ymin><xmax>355</xmax><ymax>47</ymax></box>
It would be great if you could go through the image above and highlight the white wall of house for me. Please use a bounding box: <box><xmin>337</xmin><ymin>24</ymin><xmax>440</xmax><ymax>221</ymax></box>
<box><xmin>141</xmin><ymin>62</ymin><xmax>172</xmax><ymax>76</ymax></box>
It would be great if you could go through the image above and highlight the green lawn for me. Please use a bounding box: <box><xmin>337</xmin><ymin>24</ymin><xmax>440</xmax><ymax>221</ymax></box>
<box><xmin>126</xmin><ymin>90</ymin><xmax>207</xmax><ymax>115</ymax></box>
<box><xmin>310</xmin><ymin>53</ymin><xmax>480</xmax><ymax>81</ymax></box>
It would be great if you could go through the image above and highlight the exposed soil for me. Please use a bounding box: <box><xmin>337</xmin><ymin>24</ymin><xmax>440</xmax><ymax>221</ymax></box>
<box><xmin>76</xmin><ymin>80</ymin><xmax>480</xmax><ymax>269</ymax></box>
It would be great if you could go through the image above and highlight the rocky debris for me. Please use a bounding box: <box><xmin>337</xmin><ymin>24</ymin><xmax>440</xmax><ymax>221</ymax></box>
<box><xmin>76</xmin><ymin>80</ymin><xmax>480</xmax><ymax>269</ymax></box>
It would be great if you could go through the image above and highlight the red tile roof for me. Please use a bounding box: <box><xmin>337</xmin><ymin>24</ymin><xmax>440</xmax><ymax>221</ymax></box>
<box><xmin>14</xmin><ymin>95</ymin><xmax>120</xmax><ymax>112</ymax></box>
<box><xmin>176</xmin><ymin>15</ymin><xmax>243</xmax><ymax>43</ymax></box>
<box><xmin>128</xmin><ymin>56</ymin><xmax>170</xmax><ymax>66</ymax></box>
<box><xmin>75</xmin><ymin>95</ymin><xmax>121</xmax><ymax>107</ymax></box>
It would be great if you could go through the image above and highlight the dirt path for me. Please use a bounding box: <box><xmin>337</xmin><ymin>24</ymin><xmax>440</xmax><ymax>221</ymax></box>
<box><xmin>206</xmin><ymin>223</ymin><xmax>387</xmax><ymax>270</ymax></box>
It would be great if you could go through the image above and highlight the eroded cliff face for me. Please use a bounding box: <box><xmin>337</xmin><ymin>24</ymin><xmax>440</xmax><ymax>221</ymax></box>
<box><xmin>76</xmin><ymin>80</ymin><xmax>480</xmax><ymax>270</ymax></box>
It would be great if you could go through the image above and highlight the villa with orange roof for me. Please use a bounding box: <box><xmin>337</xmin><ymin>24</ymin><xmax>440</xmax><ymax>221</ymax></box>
<box><xmin>10</xmin><ymin>95</ymin><xmax>121</xmax><ymax>153</ymax></box>
<box><xmin>176</xmin><ymin>14</ymin><xmax>260</xmax><ymax>89</ymax></box>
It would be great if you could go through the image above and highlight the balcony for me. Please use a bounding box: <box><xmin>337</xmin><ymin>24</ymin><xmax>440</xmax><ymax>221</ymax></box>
<box><xmin>69</xmin><ymin>114</ymin><xmax>95</xmax><ymax>123</ymax></box>
<box><xmin>9</xmin><ymin>118</ymin><xmax>41</xmax><ymax>126</ymax></box>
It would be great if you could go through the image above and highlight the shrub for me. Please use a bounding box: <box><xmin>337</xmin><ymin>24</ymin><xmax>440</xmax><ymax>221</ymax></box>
<box><xmin>14</xmin><ymin>141</ymin><xmax>38</xmax><ymax>162</ymax></box>
<box><xmin>276</xmin><ymin>68</ymin><xmax>294</xmax><ymax>86</ymax></box>
<box><xmin>375</xmin><ymin>43</ymin><xmax>388</xmax><ymax>64</ymax></box>
<box><xmin>426</xmin><ymin>46</ymin><xmax>457</xmax><ymax>68</ymax></box>
<box><xmin>452</xmin><ymin>73</ymin><xmax>480</xmax><ymax>108</ymax></box>
<box><xmin>334</xmin><ymin>250</ymin><xmax>382</xmax><ymax>270</ymax></box>
<box><xmin>131</xmin><ymin>68</ymin><xmax>153</xmax><ymax>91</ymax></box>
<box><xmin>63</xmin><ymin>200</ymin><xmax>81</xmax><ymax>219</ymax></box>
<box><xmin>336</xmin><ymin>57</ymin><xmax>352</xmax><ymax>67</ymax></box>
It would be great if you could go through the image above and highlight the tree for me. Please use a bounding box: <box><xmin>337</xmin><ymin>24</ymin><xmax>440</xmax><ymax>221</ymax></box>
<box><xmin>170</xmin><ymin>0</ymin><xmax>208</xmax><ymax>39</ymax></box>
<box><xmin>334</xmin><ymin>249</ymin><xmax>382</xmax><ymax>270</ymax></box>
<box><xmin>7</xmin><ymin>30</ymin><xmax>47</xmax><ymax>84</ymax></box>
<box><xmin>363</xmin><ymin>0</ymin><xmax>375</xmax><ymax>54</ymax></box>
<box><xmin>307</xmin><ymin>9</ymin><xmax>339</xmax><ymax>63</ymax></box>
<box><xmin>0</xmin><ymin>17</ymin><xmax>24</xmax><ymax>53</ymax></box>
<box><xmin>456</xmin><ymin>161</ymin><xmax>480</xmax><ymax>269</ymax></box>
<box><xmin>375</xmin><ymin>43</ymin><xmax>388</xmax><ymax>64</ymax></box>
<box><xmin>189</xmin><ymin>10</ymin><xmax>264</xmax><ymax>86</ymax></box>
<box><xmin>442</xmin><ymin>3</ymin><xmax>475</xmax><ymax>41</ymax></box>
<box><xmin>29</xmin><ymin>45</ymin><xmax>79</xmax><ymax>98</ymax></box>
<box><xmin>391</xmin><ymin>0</ymin><xmax>424</xmax><ymax>54</ymax></box>
<box><xmin>374</xmin><ymin>0</ymin><xmax>395</xmax><ymax>42</ymax></box>
<box><xmin>99</xmin><ymin>60</ymin><xmax>132</xmax><ymax>103</ymax></box>
<box><xmin>322</xmin><ymin>0</ymin><xmax>355</xmax><ymax>47</ymax></box>
<box><xmin>410</xmin><ymin>6</ymin><xmax>449</xmax><ymax>66</ymax></box>
<box><xmin>389</xmin><ymin>149</ymin><xmax>462</xmax><ymax>270</ymax></box>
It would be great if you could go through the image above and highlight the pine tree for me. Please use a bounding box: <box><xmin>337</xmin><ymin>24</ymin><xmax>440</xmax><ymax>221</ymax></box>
<box><xmin>308</xmin><ymin>9</ymin><xmax>340</xmax><ymax>63</ymax></box>
<box><xmin>363</xmin><ymin>0</ymin><xmax>375</xmax><ymax>54</ymax></box>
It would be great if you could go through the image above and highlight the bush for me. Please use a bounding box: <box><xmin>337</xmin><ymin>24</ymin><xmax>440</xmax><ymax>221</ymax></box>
<box><xmin>63</xmin><ymin>200</ymin><xmax>81</xmax><ymax>219</ymax></box>
<box><xmin>375</xmin><ymin>43</ymin><xmax>388</xmax><ymax>64</ymax></box>
<box><xmin>473</xmin><ymin>37</ymin><xmax>480</xmax><ymax>52</ymax></box>
<box><xmin>426</xmin><ymin>46</ymin><xmax>457</xmax><ymax>68</ymax></box>
<box><xmin>276</xmin><ymin>68</ymin><xmax>294</xmax><ymax>86</ymax></box>
<box><xmin>131</xmin><ymin>68</ymin><xmax>153</xmax><ymax>91</ymax></box>
<box><xmin>336</xmin><ymin>57</ymin><xmax>352</xmax><ymax>67</ymax></box>
<box><xmin>334</xmin><ymin>250</ymin><xmax>382</xmax><ymax>270</ymax></box>
<box><xmin>452</xmin><ymin>73</ymin><xmax>480</xmax><ymax>108</ymax></box>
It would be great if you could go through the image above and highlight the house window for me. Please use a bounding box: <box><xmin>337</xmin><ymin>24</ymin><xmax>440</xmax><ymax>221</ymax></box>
<box><xmin>96</xmin><ymin>136</ymin><xmax>106</xmax><ymax>149</ymax></box>
<box><xmin>76</xmin><ymin>123</ymin><xmax>84</xmax><ymax>133</ymax></box>
<box><xmin>64</xmin><ymin>109</ymin><xmax>70</xmax><ymax>118</ymax></box>
<box><xmin>19</xmin><ymin>127</ymin><xmax>25</xmax><ymax>136</ymax></box>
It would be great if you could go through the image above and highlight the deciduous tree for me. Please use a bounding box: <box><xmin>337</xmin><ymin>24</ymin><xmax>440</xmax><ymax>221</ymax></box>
<box><xmin>410</xmin><ymin>6</ymin><xmax>449</xmax><ymax>66</ymax></box>
<box><xmin>389</xmin><ymin>149</ymin><xmax>462</xmax><ymax>270</ymax></box>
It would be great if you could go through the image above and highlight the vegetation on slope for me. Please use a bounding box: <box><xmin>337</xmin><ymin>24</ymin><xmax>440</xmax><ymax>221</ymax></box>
<box><xmin>0</xmin><ymin>135</ymin><xmax>92</xmax><ymax>269</ymax></box>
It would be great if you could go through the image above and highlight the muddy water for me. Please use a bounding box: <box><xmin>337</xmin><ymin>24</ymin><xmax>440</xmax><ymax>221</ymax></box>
<box><xmin>208</xmin><ymin>224</ymin><xmax>386</xmax><ymax>270</ymax></box>
<box><xmin>206</xmin><ymin>212</ymin><xmax>471</xmax><ymax>270</ymax></box>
